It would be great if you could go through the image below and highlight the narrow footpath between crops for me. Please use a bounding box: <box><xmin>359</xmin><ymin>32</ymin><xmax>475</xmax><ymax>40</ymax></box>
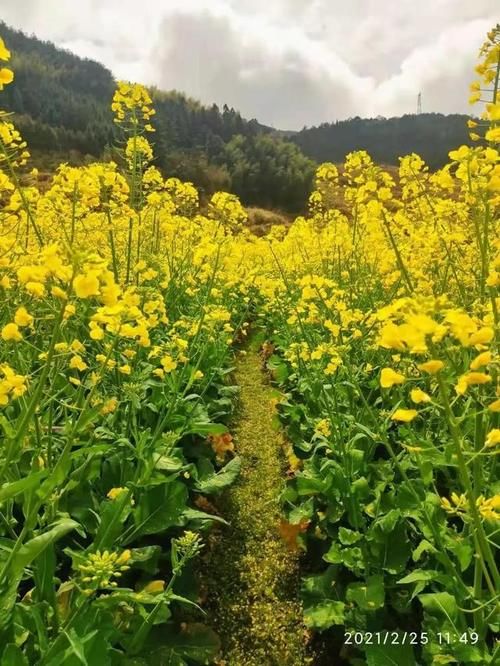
<box><xmin>202</xmin><ymin>338</ymin><xmax>311</xmax><ymax>666</ymax></box>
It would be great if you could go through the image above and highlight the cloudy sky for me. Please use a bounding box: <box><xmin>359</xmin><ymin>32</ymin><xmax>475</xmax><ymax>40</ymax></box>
<box><xmin>1</xmin><ymin>0</ymin><xmax>498</xmax><ymax>128</ymax></box>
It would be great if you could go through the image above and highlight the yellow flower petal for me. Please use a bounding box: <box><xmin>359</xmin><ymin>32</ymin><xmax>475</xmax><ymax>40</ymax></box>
<box><xmin>391</xmin><ymin>409</ymin><xmax>418</xmax><ymax>423</ymax></box>
<box><xmin>0</xmin><ymin>68</ymin><xmax>14</xmax><ymax>88</ymax></box>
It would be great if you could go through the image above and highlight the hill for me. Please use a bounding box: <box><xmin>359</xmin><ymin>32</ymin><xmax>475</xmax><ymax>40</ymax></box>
<box><xmin>291</xmin><ymin>113</ymin><xmax>472</xmax><ymax>170</ymax></box>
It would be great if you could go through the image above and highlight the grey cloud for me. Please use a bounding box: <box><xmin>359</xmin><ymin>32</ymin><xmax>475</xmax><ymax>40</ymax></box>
<box><xmin>1</xmin><ymin>0</ymin><xmax>498</xmax><ymax>128</ymax></box>
<box><xmin>151</xmin><ymin>10</ymin><xmax>365</xmax><ymax>128</ymax></box>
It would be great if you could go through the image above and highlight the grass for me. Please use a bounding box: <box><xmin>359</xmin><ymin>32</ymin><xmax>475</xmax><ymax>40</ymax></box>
<box><xmin>246</xmin><ymin>207</ymin><xmax>292</xmax><ymax>235</ymax></box>
<box><xmin>202</xmin><ymin>336</ymin><xmax>311</xmax><ymax>665</ymax></box>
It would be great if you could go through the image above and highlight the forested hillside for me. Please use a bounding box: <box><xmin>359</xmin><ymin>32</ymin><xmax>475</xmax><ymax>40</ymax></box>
<box><xmin>292</xmin><ymin>113</ymin><xmax>472</xmax><ymax>169</ymax></box>
<box><xmin>0</xmin><ymin>21</ymin><xmax>315</xmax><ymax>210</ymax></box>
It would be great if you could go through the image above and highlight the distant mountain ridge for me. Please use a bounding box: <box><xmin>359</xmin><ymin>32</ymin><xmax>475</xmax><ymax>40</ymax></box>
<box><xmin>291</xmin><ymin>113</ymin><xmax>472</xmax><ymax>170</ymax></box>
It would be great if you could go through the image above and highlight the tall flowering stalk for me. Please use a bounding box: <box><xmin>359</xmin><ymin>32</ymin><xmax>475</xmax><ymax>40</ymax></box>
<box><xmin>112</xmin><ymin>81</ymin><xmax>155</xmax><ymax>282</ymax></box>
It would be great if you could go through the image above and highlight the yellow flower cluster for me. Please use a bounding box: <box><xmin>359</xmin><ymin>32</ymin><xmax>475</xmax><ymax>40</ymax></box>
<box><xmin>0</xmin><ymin>37</ymin><xmax>13</xmax><ymax>90</ymax></box>
<box><xmin>469</xmin><ymin>25</ymin><xmax>500</xmax><ymax>142</ymax></box>
<box><xmin>112</xmin><ymin>81</ymin><xmax>155</xmax><ymax>130</ymax></box>
<box><xmin>77</xmin><ymin>549</ymin><xmax>132</xmax><ymax>589</ymax></box>
<box><xmin>441</xmin><ymin>492</ymin><xmax>500</xmax><ymax>522</ymax></box>
<box><xmin>0</xmin><ymin>364</ymin><xmax>27</xmax><ymax>405</ymax></box>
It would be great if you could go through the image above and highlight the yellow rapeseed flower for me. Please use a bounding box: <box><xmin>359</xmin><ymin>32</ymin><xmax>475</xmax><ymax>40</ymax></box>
<box><xmin>69</xmin><ymin>355</ymin><xmax>88</xmax><ymax>372</ymax></box>
<box><xmin>470</xmin><ymin>351</ymin><xmax>493</xmax><ymax>369</ymax></box>
<box><xmin>14</xmin><ymin>307</ymin><xmax>33</xmax><ymax>328</ymax></box>
<box><xmin>107</xmin><ymin>487</ymin><xmax>127</xmax><ymax>500</ymax></box>
<box><xmin>101</xmin><ymin>397</ymin><xmax>118</xmax><ymax>415</ymax></box>
<box><xmin>486</xmin><ymin>127</ymin><xmax>500</xmax><ymax>143</ymax></box>
<box><xmin>418</xmin><ymin>360</ymin><xmax>444</xmax><ymax>374</ymax></box>
<box><xmin>0</xmin><ymin>68</ymin><xmax>13</xmax><ymax>90</ymax></box>
<box><xmin>25</xmin><ymin>281</ymin><xmax>45</xmax><ymax>298</ymax></box>
<box><xmin>485</xmin><ymin>429</ymin><xmax>500</xmax><ymax>448</ymax></box>
<box><xmin>314</xmin><ymin>418</ymin><xmax>331</xmax><ymax>437</ymax></box>
<box><xmin>476</xmin><ymin>495</ymin><xmax>500</xmax><ymax>521</ymax></box>
<box><xmin>160</xmin><ymin>355</ymin><xmax>177</xmax><ymax>373</ymax></box>
<box><xmin>142</xmin><ymin>580</ymin><xmax>165</xmax><ymax>594</ymax></box>
<box><xmin>0</xmin><ymin>38</ymin><xmax>11</xmax><ymax>61</ymax></box>
<box><xmin>469</xmin><ymin>326</ymin><xmax>494</xmax><ymax>346</ymax></box>
<box><xmin>380</xmin><ymin>367</ymin><xmax>406</xmax><ymax>389</ymax></box>
<box><xmin>456</xmin><ymin>372</ymin><xmax>492</xmax><ymax>395</ymax></box>
<box><xmin>1</xmin><ymin>323</ymin><xmax>22</xmax><ymax>342</ymax></box>
<box><xmin>391</xmin><ymin>409</ymin><xmax>418</xmax><ymax>423</ymax></box>
<box><xmin>73</xmin><ymin>272</ymin><xmax>100</xmax><ymax>299</ymax></box>
<box><xmin>410</xmin><ymin>388</ymin><xmax>431</xmax><ymax>404</ymax></box>
<box><xmin>51</xmin><ymin>286</ymin><xmax>67</xmax><ymax>300</ymax></box>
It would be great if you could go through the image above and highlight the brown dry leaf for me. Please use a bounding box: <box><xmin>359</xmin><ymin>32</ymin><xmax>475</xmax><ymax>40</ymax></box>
<box><xmin>208</xmin><ymin>432</ymin><xmax>234</xmax><ymax>461</ymax></box>
<box><xmin>278</xmin><ymin>518</ymin><xmax>309</xmax><ymax>551</ymax></box>
<box><xmin>194</xmin><ymin>495</ymin><xmax>219</xmax><ymax>515</ymax></box>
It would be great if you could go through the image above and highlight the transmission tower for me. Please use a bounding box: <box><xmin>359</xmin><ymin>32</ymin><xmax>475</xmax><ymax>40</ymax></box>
<box><xmin>417</xmin><ymin>92</ymin><xmax>422</xmax><ymax>114</ymax></box>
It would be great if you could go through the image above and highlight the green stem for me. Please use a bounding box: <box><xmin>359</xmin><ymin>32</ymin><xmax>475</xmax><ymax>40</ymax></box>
<box><xmin>436</xmin><ymin>375</ymin><xmax>499</xmax><ymax>591</ymax></box>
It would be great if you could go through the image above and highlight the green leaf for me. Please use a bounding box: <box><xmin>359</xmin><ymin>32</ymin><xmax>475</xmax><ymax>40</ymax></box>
<box><xmin>323</xmin><ymin>542</ymin><xmax>363</xmax><ymax>571</ymax></box>
<box><xmin>181</xmin><ymin>508</ymin><xmax>228</xmax><ymax>527</ymax></box>
<box><xmin>63</xmin><ymin>628</ymin><xmax>90</xmax><ymax>666</ymax></box>
<box><xmin>346</xmin><ymin>574</ymin><xmax>384</xmax><ymax>610</ymax></box>
<box><xmin>351</xmin><ymin>476</ymin><xmax>370</xmax><ymax>501</ymax></box>
<box><xmin>0</xmin><ymin>416</ymin><xmax>15</xmax><ymax>439</ymax></box>
<box><xmin>184</xmin><ymin>423</ymin><xmax>228</xmax><ymax>436</ymax></box>
<box><xmin>142</xmin><ymin>623</ymin><xmax>220</xmax><ymax>664</ymax></box>
<box><xmin>365</xmin><ymin>638</ymin><xmax>416</xmax><ymax>666</ymax></box>
<box><xmin>412</xmin><ymin>539</ymin><xmax>436</xmax><ymax>562</ymax></box>
<box><xmin>372</xmin><ymin>509</ymin><xmax>400</xmax><ymax>533</ymax></box>
<box><xmin>93</xmin><ymin>491</ymin><xmax>133</xmax><ymax>550</ymax></box>
<box><xmin>339</xmin><ymin>527</ymin><xmax>362</xmax><ymax>545</ymax></box>
<box><xmin>1</xmin><ymin>644</ymin><xmax>29</xmax><ymax>666</ymax></box>
<box><xmin>368</xmin><ymin>517</ymin><xmax>410</xmax><ymax>574</ymax></box>
<box><xmin>129</xmin><ymin>546</ymin><xmax>162</xmax><ymax>573</ymax></box>
<box><xmin>445</xmin><ymin>535</ymin><xmax>473</xmax><ymax>572</ymax></box>
<box><xmin>15</xmin><ymin>601</ymin><xmax>50</xmax><ymax>656</ymax></box>
<box><xmin>323</xmin><ymin>542</ymin><xmax>343</xmax><ymax>564</ymax></box>
<box><xmin>266</xmin><ymin>355</ymin><xmax>289</xmax><ymax>384</ymax></box>
<box><xmin>419</xmin><ymin>592</ymin><xmax>459</xmax><ymax>627</ymax></box>
<box><xmin>394</xmin><ymin>481</ymin><xmax>424</xmax><ymax>511</ymax></box>
<box><xmin>13</xmin><ymin>519</ymin><xmax>80</xmax><ymax>578</ymax></box>
<box><xmin>301</xmin><ymin>567</ymin><xmax>345</xmax><ymax>631</ymax></box>
<box><xmin>453</xmin><ymin>642</ymin><xmax>489</xmax><ymax>664</ymax></box>
<box><xmin>296</xmin><ymin>474</ymin><xmax>326</xmax><ymax>496</ymax></box>
<box><xmin>0</xmin><ymin>471</ymin><xmax>48</xmax><ymax>504</ymax></box>
<box><xmin>153</xmin><ymin>454</ymin><xmax>185</xmax><ymax>473</ymax></box>
<box><xmin>288</xmin><ymin>499</ymin><xmax>314</xmax><ymax>524</ymax></box>
<box><xmin>130</xmin><ymin>481</ymin><xmax>188</xmax><ymax>540</ymax></box>
<box><xmin>0</xmin><ymin>520</ymin><xmax>79</xmax><ymax>633</ymax></box>
<box><xmin>304</xmin><ymin>600</ymin><xmax>345</xmax><ymax>630</ymax></box>
<box><xmin>34</xmin><ymin>544</ymin><xmax>56</xmax><ymax>607</ymax></box>
<box><xmin>195</xmin><ymin>457</ymin><xmax>241</xmax><ymax>494</ymax></box>
<box><xmin>36</xmin><ymin>450</ymin><xmax>72</xmax><ymax>504</ymax></box>
<box><xmin>397</xmin><ymin>570</ymin><xmax>438</xmax><ymax>585</ymax></box>
<box><xmin>396</xmin><ymin>568</ymin><xmax>445</xmax><ymax>600</ymax></box>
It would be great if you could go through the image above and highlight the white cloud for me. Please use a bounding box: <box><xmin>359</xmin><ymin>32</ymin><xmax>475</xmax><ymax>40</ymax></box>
<box><xmin>0</xmin><ymin>0</ymin><xmax>497</xmax><ymax>127</ymax></box>
<box><xmin>372</xmin><ymin>18</ymin><xmax>495</xmax><ymax>116</ymax></box>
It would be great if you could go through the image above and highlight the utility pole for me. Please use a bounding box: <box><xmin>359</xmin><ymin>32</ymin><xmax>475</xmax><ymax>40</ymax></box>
<box><xmin>417</xmin><ymin>92</ymin><xmax>422</xmax><ymax>114</ymax></box>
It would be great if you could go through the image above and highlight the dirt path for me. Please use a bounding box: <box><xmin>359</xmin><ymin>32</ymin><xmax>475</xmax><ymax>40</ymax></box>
<box><xmin>203</xmin><ymin>342</ymin><xmax>310</xmax><ymax>666</ymax></box>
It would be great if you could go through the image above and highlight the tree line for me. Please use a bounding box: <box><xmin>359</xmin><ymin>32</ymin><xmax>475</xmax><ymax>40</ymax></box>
<box><xmin>291</xmin><ymin>113</ymin><xmax>472</xmax><ymax>170</ymax></box>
